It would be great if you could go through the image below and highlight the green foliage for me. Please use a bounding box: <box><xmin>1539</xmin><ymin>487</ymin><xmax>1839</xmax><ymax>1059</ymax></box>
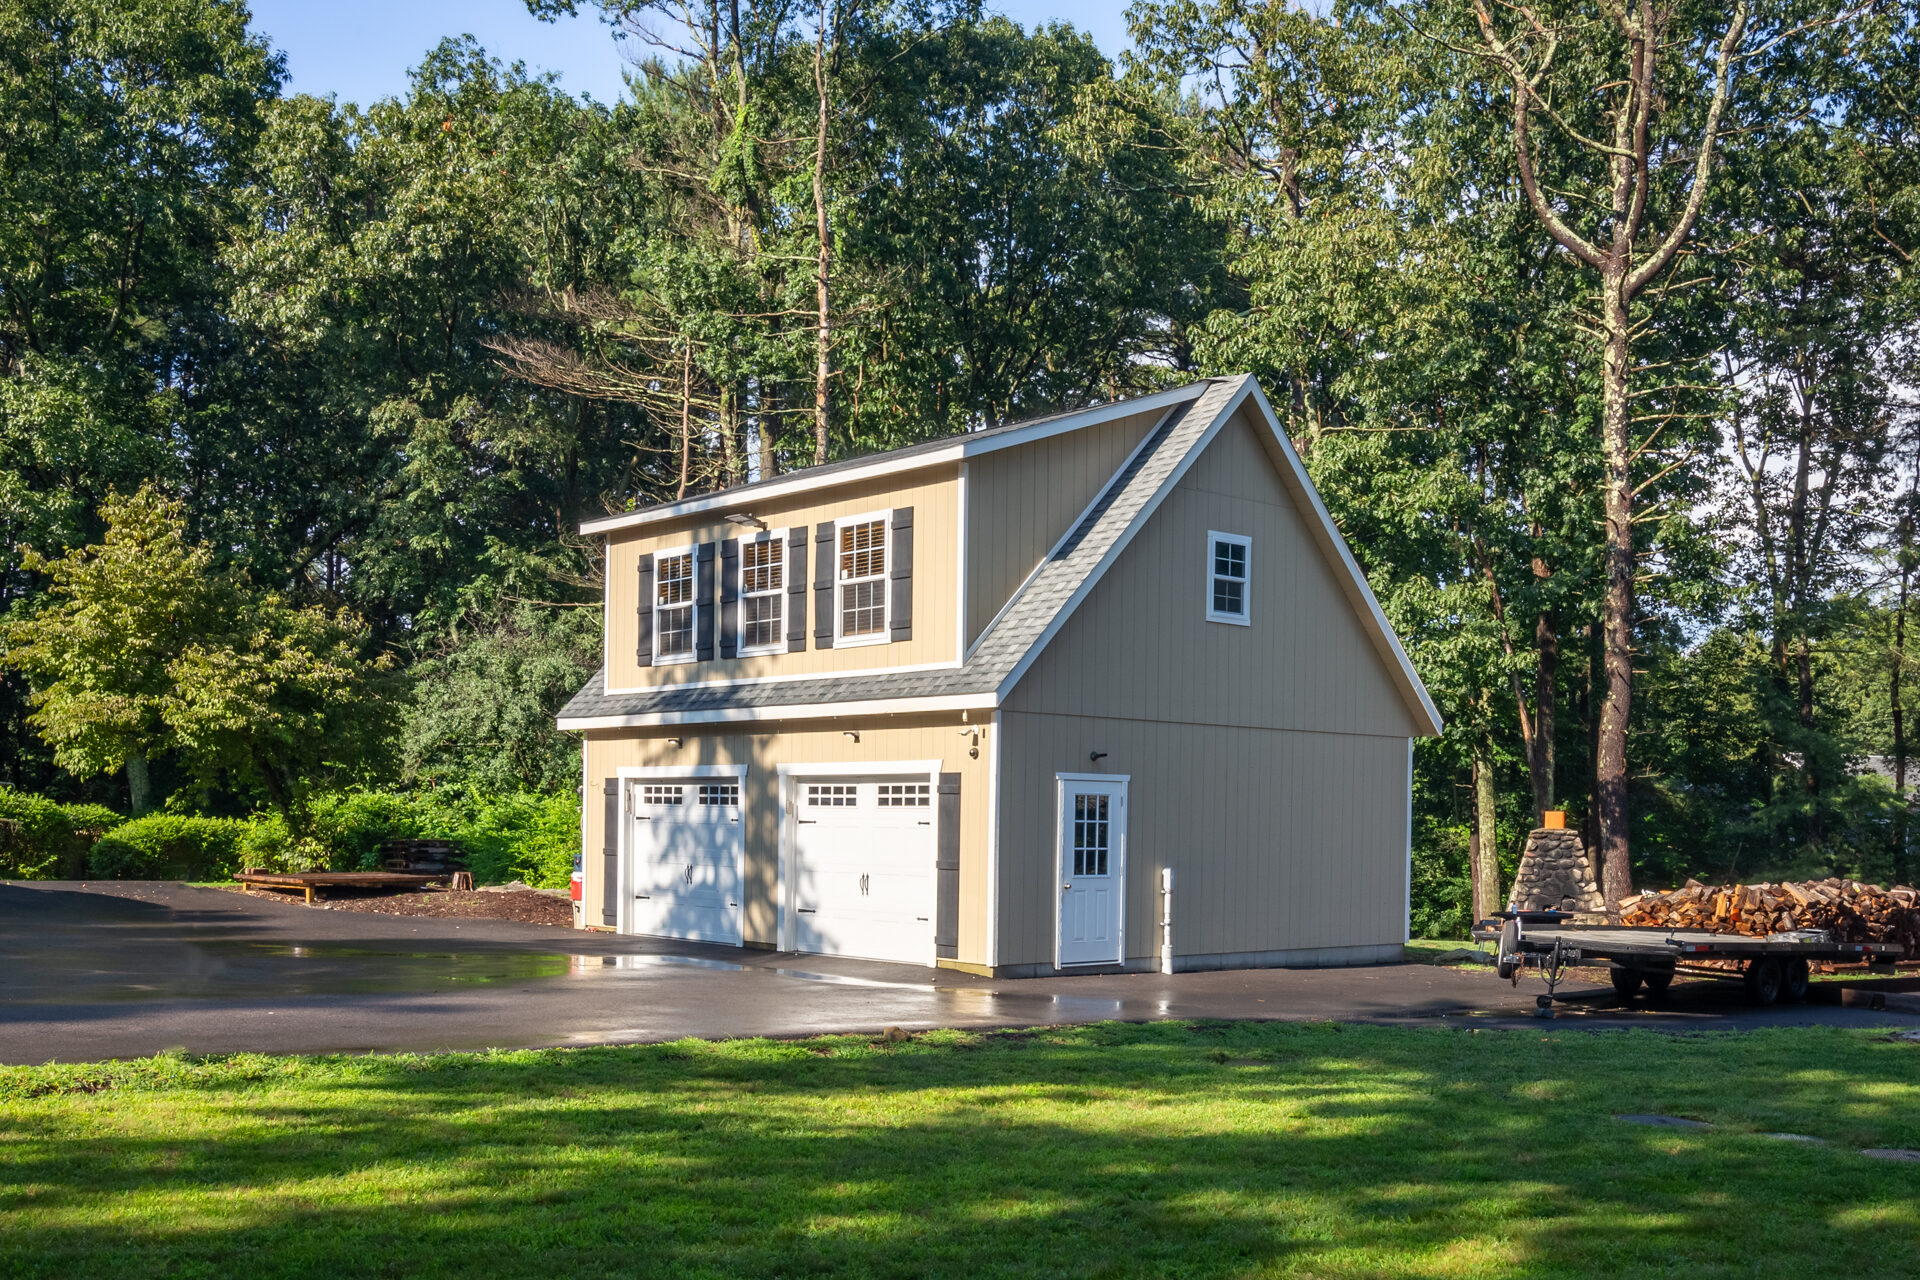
<box><xmin>0</xmin><ymin>787</ymin><xmax>125</xmax><ymax>879</ymax></box>
<box><xmin>85</xmin><ymin>814</ymin><xmax>249</xmax><ymax>881</ymax></box>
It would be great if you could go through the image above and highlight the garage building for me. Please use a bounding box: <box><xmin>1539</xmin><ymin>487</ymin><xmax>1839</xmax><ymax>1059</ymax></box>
<box><xmin>559</xmin><ymin>375</ymin><xmax>1442</xmax><ymax>976</ymax></box>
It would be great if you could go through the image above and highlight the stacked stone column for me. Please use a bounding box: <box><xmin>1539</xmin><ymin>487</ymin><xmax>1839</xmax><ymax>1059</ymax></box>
<box><xmin>1506</xmin><ymin>826</ymin><xmax>1605</xmax><ymax>914</ymax></box>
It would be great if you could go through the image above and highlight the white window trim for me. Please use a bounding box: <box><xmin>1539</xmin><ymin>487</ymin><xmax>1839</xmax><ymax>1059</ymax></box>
<box><xmin>652</xmin><ymin>542</ymin><xmax>700</xmax><ymax>664</ymax></box>
<box><xmin>1206</xmin><ymin>530</ymin><xmax>1252</xmax><ymax>626</ymax></box>
<box><xmin>832</xmin><ymin>509</ymin><xmax>892</xmax><ymax>648</ymax></box>
<box><xmin>735</xmin><ymin>527</ymin><xmax>791</xmax><ymax>658</ymax></box>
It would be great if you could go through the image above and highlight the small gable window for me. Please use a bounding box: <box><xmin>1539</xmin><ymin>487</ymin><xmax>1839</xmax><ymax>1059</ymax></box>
<box><xmin>836</xmin><ymin>516</ymin><xmax>888</xmax><ymax>642</ymax></box>
<box><xmin>655</xmin><ymin>548</ymin><xmax>697</xmax><ymax>660</ymax></box>
<box><xmin>1207</xmin><ymin>532</ymin><xmax>1251</xmax><ymax>625</ymax></box>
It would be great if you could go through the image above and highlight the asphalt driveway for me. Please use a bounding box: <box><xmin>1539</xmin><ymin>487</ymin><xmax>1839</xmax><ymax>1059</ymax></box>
<box><xmin>4</xmin><ymin>881</ymin><xmax>1915</xmax><ymax>1064</ymax></box>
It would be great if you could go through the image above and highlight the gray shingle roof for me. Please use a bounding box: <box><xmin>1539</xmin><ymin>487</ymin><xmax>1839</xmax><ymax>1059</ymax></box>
<box><xmin>557</xmin><ymin>378</ymin><xmax>1243</xmax><ymax>727</ymax></box>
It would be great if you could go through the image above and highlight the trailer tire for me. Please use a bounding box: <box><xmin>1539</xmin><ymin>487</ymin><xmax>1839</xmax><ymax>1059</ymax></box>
<box><xmin>1781</xmin><ymin>957</ymin><xmax>1810</xmax><ymax>1003</ymax></box>
<box><xmin>1642</xmin><ymin>969</ymin><xmax>1673</xmax><ymax>999</ymax></box>
<box><xmin>1609</xmin><ymin>967</ymin><xmax>1644</xmax><ymax>998</ymax></box>
<box><xmin>1744</xmin><ymin>957</ymin><xmax>1783</xmax><ymax>1007</ymax></box>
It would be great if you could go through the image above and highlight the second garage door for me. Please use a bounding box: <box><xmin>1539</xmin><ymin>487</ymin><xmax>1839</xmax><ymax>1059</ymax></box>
<box><xmin>791</xmin><ymin>776</ymin><xmax>936</xmax><ymax>966</ymax></box>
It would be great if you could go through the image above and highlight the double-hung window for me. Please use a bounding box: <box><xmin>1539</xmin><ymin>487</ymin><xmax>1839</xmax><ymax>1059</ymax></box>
<box><xmin>836</xmin><ymin>515</ymin><xmax>888</xmax><ymax>643</ymax></box>
<box><xmin>654</xmin><ymin>547</ymin><xmax>697</xmax><ymax>660</ymax></box>
<box><xmin>1207</xmin><ymin>531</ymin><xmax>1251</xmax><ymax>625</ymax></box>
<box><xmin>739</xmin><ymin>533</ymin><xmax>786</xmax><ymax>655</ymax></box>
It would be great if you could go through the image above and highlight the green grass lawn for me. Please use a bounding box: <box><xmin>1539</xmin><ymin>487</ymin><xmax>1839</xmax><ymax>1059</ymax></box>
<box><xmin>4</xmin><ymin>1023</ymin><xmax>1918</xmax><ymax>1279</ymax></box>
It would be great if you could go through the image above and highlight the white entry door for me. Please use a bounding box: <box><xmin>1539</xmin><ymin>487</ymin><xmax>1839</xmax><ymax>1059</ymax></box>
<box><xmin>790</xmin><ymin>776</ymin><xmax>937</xmax><ymax>965</ymax></box>
<box><xmin>1057</xmin><ymin>776</ymin><xmax>1127</xmax><ymax>966</ymax></box>
<box><xmin>630</xmin><ymin>778</ymin><xmax>743</xmax><ymax>945</ymax></box>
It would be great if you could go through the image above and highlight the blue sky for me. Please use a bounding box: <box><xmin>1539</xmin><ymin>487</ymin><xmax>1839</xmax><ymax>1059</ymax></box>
<box><xmin>247</xmin><ymin>1</ymin><xmax>1131</xmax><ymax>106</ymax></box>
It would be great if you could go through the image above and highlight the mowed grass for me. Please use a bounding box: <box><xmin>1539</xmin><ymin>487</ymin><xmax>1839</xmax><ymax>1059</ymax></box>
<box><xmin>3</xmin><ymin>1023</ymin><xmax>1919</xmax><ymax>1279</ymax></box>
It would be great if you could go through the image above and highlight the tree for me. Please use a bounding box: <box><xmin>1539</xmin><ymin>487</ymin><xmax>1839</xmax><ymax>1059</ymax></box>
<box><xmin>0</xmin><ymin>488</ymin><xmax>220</xmax><ymax>812</ymax></box>
<box><xmin>2</xmin><ymin>487</ymin><xmax>396</xmax><ymax>820</ymax></box>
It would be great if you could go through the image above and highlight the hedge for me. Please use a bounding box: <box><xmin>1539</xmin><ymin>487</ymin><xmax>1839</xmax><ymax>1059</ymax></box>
<box><xmin>86</xmin><ymin>815</ymin><xmax>249</xmax><ymax>881</ymax></box>
<box><xmin>0</xmin><ymin>788</ymin><xmax>126</xmax><ymax>880</ymax></box>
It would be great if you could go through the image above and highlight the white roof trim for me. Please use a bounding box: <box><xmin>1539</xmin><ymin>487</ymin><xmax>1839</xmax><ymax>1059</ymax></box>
<box><xmin>559</xmin><ymin>692</ymin><xmax>998</xmax><ymax>731</ymax></box>
<box><xmin>578</xmin><ymin>382</ymin><xmax>1212</xmax><ymax>536</ymax></box>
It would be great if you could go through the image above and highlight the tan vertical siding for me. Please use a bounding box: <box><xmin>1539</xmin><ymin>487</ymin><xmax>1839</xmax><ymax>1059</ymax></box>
<box><xmin>994</xmin><ymin>712</ymin><xmax>1409</xmax><ymax>968</ymax></box>
<box><xmin>964</xmin><ymin>407</ymin><xmax>1163</xmax><ymax>648</ymax></box>
<box><xmin>580</xmin><ymin>715</ymin><xmax>993</xmax><ymax>964</ymax></box>
<box><xmin>1008</xmin><ymin>410</ymin><xmax>1419</xmax><ymax>738</ymax></box>
<box><xmin>991</xmin><ymin>407</ymin><xmax>1417</xmax><ymax>968</ymax></box>
<box><xmin>604</xmin><ymin>467</ymin><xmax>960</xmax><ymax>691</ymax></box>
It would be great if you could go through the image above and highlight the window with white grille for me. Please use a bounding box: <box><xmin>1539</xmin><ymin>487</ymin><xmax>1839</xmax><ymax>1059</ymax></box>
<box><xmin>836</xmin><ymin>518</ymin><xmax>887</xmax><ymax>640</ymax></box>
<box><xmin>1207</xmin><ymin>532</ymin><xmax>1251</xmax><ymax>625</ymax></box>
<box><xmin>806</xmin><ymin>784</ymin><xmax>857</xmax><ymax>807</ymax></box>
<box><xmin>698</xmin><ymin>782</ymin><xmax>740</xmax><ymax>808</ymax></box>
<box><xmin>739</xmin><ymin>536</ymin><xmax>784</xmax><ymax>653</ymax></box>
<box><xmin>1072</xmin><ymin>793</ymin><xmax>1111</xmax><ymax>876</ymax></box>
<box><xmin>655</xmin><ymin>550</ymin><xmax>696</xmax><ymax>658</ymax></box>
<box><xmin>641</xmin><ymin>784</ymin><xmax>684</xmax><ymax>806</ymax></box>
<box><xmin>877</xmin><ymin>783</ymin><xmax>930</xmax><ymax>807</ymax></box>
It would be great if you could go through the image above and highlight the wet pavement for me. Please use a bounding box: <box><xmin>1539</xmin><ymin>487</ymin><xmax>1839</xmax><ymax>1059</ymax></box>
<box><xmin>4</xmin><ymin>881</ymin><xmax>1917</xmax><ymax>1064</ymax></box>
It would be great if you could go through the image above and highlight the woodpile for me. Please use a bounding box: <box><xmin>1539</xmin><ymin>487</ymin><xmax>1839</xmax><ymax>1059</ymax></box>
<box><xmin>1618</xmin><ymin>879</ymin><xmax>1920</xmax><ymax>959</ymax></box>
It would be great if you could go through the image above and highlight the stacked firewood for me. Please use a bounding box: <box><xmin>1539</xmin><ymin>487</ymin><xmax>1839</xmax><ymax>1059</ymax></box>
<box><xmin>1618</xmin><ymin>879</ymin><xmax>1920</xmax><ymax>959</ymax></box>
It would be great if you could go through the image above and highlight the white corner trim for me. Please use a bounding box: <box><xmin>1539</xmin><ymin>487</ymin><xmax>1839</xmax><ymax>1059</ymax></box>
<box><xmin>964</xmin><ymin>402</ymin><xmax>1180</xmax><ymax>664</ymax></box>
<box><xmin>1240</xmin><ymin>380</ymin><xmax>1445</xmax><ymax>737</ymax></box>
<box><xmin>985</xmin><ymin>709</ymin><xmax>1002</xmax><ymax>970</ymax></box>
<box><xmin>955</xmin><ymin>461</ymin><xmax>970</xmax><ymax>659</ymax></box>
<box><xmin>557</xmin><ymin>692</ymin><xmax>998</xmax><ymax>732</ymax></box>
<box><xmin>577</xmin><ymin>382</ymin><xmax>1213</xmax><ymax>536</ymax></box>
<box><xmin>1403</xmin><ymin>737</ymin><xmax>1414</xmax><ymax>944</ymax></box>
<box><xmin>1204</xmin><ymin>529</ymin><xmax>1252</xmax><ymax>626</ymax></box>
<box><xmin>615</xmin><ymin>763</ymin><xmax>748</xmax><ymax>779</ymax></box>
<box><xmin>995</xmin><ymin>380</ymin><xmax>1248</xmax><ymax>699</ymax></box>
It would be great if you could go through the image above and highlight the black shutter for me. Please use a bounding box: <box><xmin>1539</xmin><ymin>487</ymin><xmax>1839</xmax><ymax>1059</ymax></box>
<box><xmin>696</xmin><ymin>543</ymin><xmax>716</xmax><ymax>660</ymax></box>
<box><xmin>719</xmin><ymin>539</ymin><xmax>740</xmax><ymax>658</ymax></box>
<box><xmin>935</xmin><ymin>772</ymin><xmax>960</xmax><ymax>959</ymax></box>
<box><xmin>813</xmin><ymin>521</ymin><xmax>835</xmax><ymax>649</ymax></box>
<box><xmin>601</xmin><ymin>778</ymin><xmax>620</xmax><ymax>926</ymax></box>
<box><xmin>786</xmin><ymin>527</ymin><xmax>808</xmax><ymax>652</ymax></box>
<box><xmin>889</xmin><ymin>507</ymin><xmax>914</xmax><ymax>643</ymax></box>
<box><xmin>635</xmin><ymin>553</ymin><xmax>654</xmax><ymax>667</ymax></box>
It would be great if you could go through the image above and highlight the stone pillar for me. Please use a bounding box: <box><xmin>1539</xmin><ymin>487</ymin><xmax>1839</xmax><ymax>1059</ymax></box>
<box><xmin>1506</xmin><ymin>827</ymin><xmax>1605</xmax><ymax>914</ymax></box>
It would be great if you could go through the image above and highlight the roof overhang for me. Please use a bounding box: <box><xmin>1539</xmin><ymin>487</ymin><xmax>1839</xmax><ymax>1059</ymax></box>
<box><xmin>577</xmin><ymin>382</ymin><xmax>1212</xmax><ymax>537</ymax></box>
<box><xmin>557</xmin><ymin>691</ymin><xmax>999</xmax><ymax>731</ymax></box>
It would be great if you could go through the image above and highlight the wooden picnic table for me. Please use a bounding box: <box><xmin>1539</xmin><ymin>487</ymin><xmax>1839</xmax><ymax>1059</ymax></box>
<box><xmin>236</xmin><ymin>870</ymin><xmax>466</xmax><ymax>904</ymax></box>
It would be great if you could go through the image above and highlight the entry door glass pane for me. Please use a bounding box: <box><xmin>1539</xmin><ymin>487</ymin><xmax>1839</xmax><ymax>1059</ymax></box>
<box><xmin>1072</xmin><ymin>793</ymin><xmax>1110</xmax><ymax>876</ymax></box>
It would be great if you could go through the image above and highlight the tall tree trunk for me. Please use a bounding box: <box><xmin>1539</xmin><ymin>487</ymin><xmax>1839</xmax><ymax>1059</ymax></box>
<box><xmin>1531</xmin><ymin>593</ymin><xmax>1557</xmax><ymax>820</ymax></box>
<box><xmin>677</xmin><ymin>344</ymin><xmax>692</xmax><ymax>500</ymax></box>
<box><xmin>1897</xmin><ymin>567</ymin><xmax>1910</xmax><ymax>883</ymax></box>
<box><xmin>1596</xmin><ymin>276</ymin><xmax>1636</xmax><ymax>913</ymax></box>
<box><xmin>1470</xmin><ymin>741</ymin><xmax>1503</xmax><ymax>922</ymax></box>
<box><xmin>125</xmin><ymin>751</ymin><xmax>152</xmax><ymax>817</ymax></box>
<box><xmin>810</xmin><ymin>0</ymin><xmax>832</xmax><ymax>467</ymax></box>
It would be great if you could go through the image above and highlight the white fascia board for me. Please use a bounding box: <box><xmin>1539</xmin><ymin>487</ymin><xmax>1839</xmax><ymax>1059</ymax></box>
<box><xmin>558</xmin><ymin>692</ymin><xmax>997</xmax><ymax>732</ymax></box>
<box><xmin>1239</xmin><ymin>379</ymin><xmax>1445</xmax><ymax>737</ymax></box>
<box><xmin>994</xmin><ymin>378</ymin><xmax>1249</xmax><ymax>699</ymax></box>
<box><xmin>577</xmin><ymin>383</ymin><xmax>1212</xmax><ymax>537</ymax></box>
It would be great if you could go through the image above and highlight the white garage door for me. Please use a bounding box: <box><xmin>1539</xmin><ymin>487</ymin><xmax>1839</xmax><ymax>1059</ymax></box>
<box><xmin>791</xmin><ymin>777</ymin><xmax>936</xmax><ymax>965</ymax></box>
<box><xmin>630</xmin><ymin>778</ymin><xmax>743</xmax><ymax>945</ymax></box>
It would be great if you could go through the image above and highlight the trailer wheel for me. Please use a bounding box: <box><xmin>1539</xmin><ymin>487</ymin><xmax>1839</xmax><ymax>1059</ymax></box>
<box><xmin>1642</xmin><ymin>969</ymin><xmax>1674</xmax><ymax>1000</ymax></box>
<box><xmin>1780</xmin><ymin>957</ymin><xmax>1810</xmax><ymax>1003</ymax></box>
<box><xmin>1744</xmin><ymin>957</ymin><xmax>1783</xmax><ymax>1007</ymax></box>
<box><xmin>1609</xmin><ymin>967</ymin><xmax>1644</xmax><ymax>998</ymax></box>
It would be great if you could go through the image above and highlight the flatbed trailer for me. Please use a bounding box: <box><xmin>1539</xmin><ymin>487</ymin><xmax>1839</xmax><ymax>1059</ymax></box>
<box><xmin>1470</xmin><ymin>911</ymin><xmax>1902</xmax><ymax>1010</ymax></box>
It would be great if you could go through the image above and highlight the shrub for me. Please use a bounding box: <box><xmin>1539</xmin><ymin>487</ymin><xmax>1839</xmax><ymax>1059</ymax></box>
<box><xmin>0</xmin><ymin>788</ymin><xmax>126</xmax><ymax>879</ymax></box>
<box><xmin>87</xmin><ymin>815</ymin><xmax>248</xmax><ymax>881</ymax></box>
<box><xmin>457</xmin><ymin>790</ymin><xmax>578</xmax><ymax>888</ymax></box>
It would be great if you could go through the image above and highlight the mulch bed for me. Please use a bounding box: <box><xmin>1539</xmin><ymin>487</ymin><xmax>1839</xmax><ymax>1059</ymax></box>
<box><xmin>234</xmin><ymin>885</ymin><xmax>574</xmax><ymax>928</ymax></box>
